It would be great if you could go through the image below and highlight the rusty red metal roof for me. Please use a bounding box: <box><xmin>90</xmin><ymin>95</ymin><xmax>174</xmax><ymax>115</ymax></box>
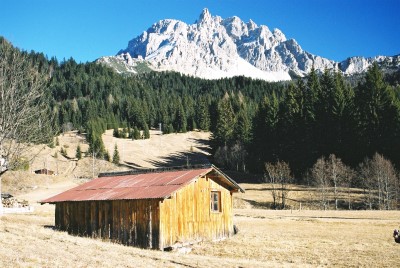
<box><xmin>41</xmin><ymin>167</ymin><xmax>214</xmax><ymax>203</ymax></box>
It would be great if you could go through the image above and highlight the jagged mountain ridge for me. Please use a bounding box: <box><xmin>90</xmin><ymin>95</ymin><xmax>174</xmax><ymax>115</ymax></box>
<box><xmin>97</xmin><ymin>8</ymin><xmax>399</xmax><ymax>81</ymax></box>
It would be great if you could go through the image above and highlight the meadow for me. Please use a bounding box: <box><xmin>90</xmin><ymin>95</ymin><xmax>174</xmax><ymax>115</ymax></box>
<box><xmin>1</xmin><ymin>184</ymin><xmax>399</xmax><ymax>267</ymax></box>
<box><xmin>1</xmin><ymin>132</ymin><xmax>399</xmax><ymax>267</ymax></box>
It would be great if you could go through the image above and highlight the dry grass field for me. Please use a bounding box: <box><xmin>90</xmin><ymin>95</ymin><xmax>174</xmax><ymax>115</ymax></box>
<box><xmin>1</xmin><ymin>131</ymin><xmax>400</xmax><ymax>267</ymax></box>
<box><xmin>1</xmin><ymin>200</ymin><xmax>399</xmax><ymax>267</ymax></box>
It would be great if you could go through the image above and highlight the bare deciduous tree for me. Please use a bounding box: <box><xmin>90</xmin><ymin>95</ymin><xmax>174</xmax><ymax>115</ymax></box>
<box><xmin>214</xmin><ymin>141</ymin><xmax>247</xmax><ymax>172</ymax></box>
<box><xmin>265</xmin><ymin>161</ymin><xmax>292</xmax><ymax>209</ymax></box>
<box><xmin>310</xmin><ymin>157</ymin><xmax>329</xmax><ymax>210</ymax></box>
<box><xmin>310</xmin><ymin>154</ymin><xmax>354</xmax><ymax>210</ymax></box>
<box><xmin>359</xmin><ymin>153</ymin><xmax>398</xmax><ymax>210</ymax></box>
<box><xmin>327</xmin><ymin>154</ymin><xmax>353</xmax><ymax>210</ymax></box>
<box><xmin>0</xmin><ymin>38</ymin><xmax>53</xmax><ymax>214</ymax></box>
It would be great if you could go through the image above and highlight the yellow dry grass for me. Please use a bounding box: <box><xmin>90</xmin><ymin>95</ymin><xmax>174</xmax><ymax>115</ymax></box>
<box><xmin>1</xmin><ymin>131</ymin><xmax>400</xmax><ymax>267</ymax></box>
<box><xmin>194</xmin><ymin>208</ymin><xmax>400</xmax><ymax>267</ymax></box>
<box><xmin>101</xmin><ymin>129</ymin><xmax>211</xmax><ymax>168</ymax></box>
<box><xmin>1</xmin><ymin>190</ymin><xmax>399</xmax><ymax>267</ymax></box>
<box><xmin>236</xmin><ymin>183</ymin><xmax>368</xmax><ymax>211</ymax></box>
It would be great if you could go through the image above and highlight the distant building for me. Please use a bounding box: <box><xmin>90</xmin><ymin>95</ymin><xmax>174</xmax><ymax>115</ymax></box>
<box><xmin>41</xmin><ymin>165</ymin><xmax>244</xmax><ymax>249</ymax></box>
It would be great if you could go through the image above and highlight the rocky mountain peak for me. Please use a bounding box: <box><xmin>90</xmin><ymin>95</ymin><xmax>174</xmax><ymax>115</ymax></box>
<box><xmin>247</xmin><ymin>19</ymin><xmax>257</xmax><ymax>31</ymax></box>
<box><xmin>197</xmin><ymin>8</ymin><xmax>212</xmax><ymax>24</ymax></box>
<box><xmin>101</xmin><ymin>9</ymin><xmax>399</xmax><ymax>81</ymax></box>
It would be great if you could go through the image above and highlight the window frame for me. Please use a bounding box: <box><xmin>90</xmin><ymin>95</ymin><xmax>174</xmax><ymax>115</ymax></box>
<box><xmin>210</xmin><ymin>191</ymin><xmax>221</xmax><ymax>213</ymax></box>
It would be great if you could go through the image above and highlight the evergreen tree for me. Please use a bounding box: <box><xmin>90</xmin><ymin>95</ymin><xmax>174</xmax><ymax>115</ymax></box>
<box><xmin>234</xmin><ymin>109</ymin><xmax>252</xmax><ymax>145</ymax></box>
<box><xmin>317</xmin><ymin>69</ymin><xmax>336</xmax><ymax>156</ymax></box>
<box><xmin>133</xmin><ymin>126</ymin><xmax>140</xmax><ymax>140</ymax></box>
<box><xmin>165</xmin><ymin>123</ymin><xmax>174</xmax><ymax>134</ymax></box>
<box><xmin>332</xmin><ymin>71</ymin><xmax>356</xmax><ymax>163</ymax></box>
<box><xmin>113</xmin><ymin>127</ymin><xmax>119</xmax><ymax>138</ymax></box>
<box><xmin>75</xmin><ymin>144</ymin><xmax>82</xmax><ymax>160</ymax></box>
<box><xmin>197</xmin><ymin>97</ymin><xmax>211</xmax><ymax>131</ymax></box>
<box><xmin>213</xmin><ymin>94</ymin><xmax>235</xmax><ymax>146</ymax></box>
<box><xmin>355</xmin><ymin>63</ymin><xmax>399</xmax><ymax>159</ymax></box>
<box><xmin>304</xmin><ymin>66</ymin><xmax>320</xmax><ymax>124</ymax></box>
<box><xmin>174</xmin><ymin>102</ymin><xmax>187</xmax><ymax>133</ymax></box>
<box><xmin>143</xmin><ymin>123</ymin><xmax>150</xmax><ymax>139</ymax></box>
<box><xmin>88</xmin><ymin>131</ymin><xmax>106</xmax><ymax>159</ymax></box>
<box><xmin>112</xmin><ymin>144</ymin><xmax>120</xmax><ymax>165</ymax></box>
<box><xmin>277</xmin><ymin>83</ymin><xmax>304</xmax><ymax>175</ymax></box>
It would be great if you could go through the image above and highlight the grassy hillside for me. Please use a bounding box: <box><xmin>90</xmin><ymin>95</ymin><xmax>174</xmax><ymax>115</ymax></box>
<box><xmin>2</xmin><ymin>130</ymin><xmax>210</xmax><ymax>195</ymax></box>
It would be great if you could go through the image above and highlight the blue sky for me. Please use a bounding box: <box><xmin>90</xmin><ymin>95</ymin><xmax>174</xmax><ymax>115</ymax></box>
<box><xmin>1</xmin><ymin>0</ymin><xmax>399</xmax><ymax>63</ymax></box>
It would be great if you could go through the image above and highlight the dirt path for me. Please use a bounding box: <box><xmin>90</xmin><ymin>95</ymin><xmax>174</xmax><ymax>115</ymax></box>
<box><xmin>16</xmin><ymin>179</ymin><xmax>78</xmax><ymax>213</ymax></box>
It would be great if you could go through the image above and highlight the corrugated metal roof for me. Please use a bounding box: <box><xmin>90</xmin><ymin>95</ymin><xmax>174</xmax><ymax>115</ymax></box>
<box><xmin>41</xmin><ymin>168</ymin><xmax>215</xmax><ymax>203</ymax></box>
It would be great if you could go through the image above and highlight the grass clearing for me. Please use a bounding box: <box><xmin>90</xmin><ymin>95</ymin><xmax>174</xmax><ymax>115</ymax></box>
<box><xmin>1</xmin><ymin>191</ymin><xmax>399</xmax><ymax>267</ymax></box>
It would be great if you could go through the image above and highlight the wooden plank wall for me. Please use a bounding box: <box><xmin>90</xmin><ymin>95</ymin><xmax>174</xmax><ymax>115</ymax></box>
<box><xmin>55</xmin><ymin>199</ymin><xmax>160</xmax><ymax>249</ymax></box>
<box><xmin>159</xmin><ymin>175</ymin><xmax>234</xmax><ymax>248</ymax></box>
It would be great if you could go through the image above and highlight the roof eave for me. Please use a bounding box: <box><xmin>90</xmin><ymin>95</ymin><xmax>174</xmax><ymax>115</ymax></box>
<box><xmin>210</xmin><ymin>165</ymin><xmax>245</xmax><ymax>193</ymax></box>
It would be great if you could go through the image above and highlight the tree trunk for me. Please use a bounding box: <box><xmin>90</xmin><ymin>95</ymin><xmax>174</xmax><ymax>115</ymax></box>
<box><xmin>385</xmin><ymin>179</ymin><xmax>390</xmax><ymax>210</ymax></box>
<box><xmin>347</xmin><ymin>187</ymin><xmax>351</xmax><ymax>210</ymax></box>
<box><xmin>334</xmin><ymin>181</ymin><xmax>338</xmax><ymax>210</ymax></box>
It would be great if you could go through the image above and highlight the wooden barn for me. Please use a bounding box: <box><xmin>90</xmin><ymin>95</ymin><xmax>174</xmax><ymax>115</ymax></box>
<box><xmin>41</xmin><ymin>165</ymin><xmax>244</xmax><ymax>250</ymax></box>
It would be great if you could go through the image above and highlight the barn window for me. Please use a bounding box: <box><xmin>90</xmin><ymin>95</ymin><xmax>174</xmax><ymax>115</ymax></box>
<box><xmin>210</xmin><ymin>191</ymin><xmax>221</xmax><ymax>212</ymax></box>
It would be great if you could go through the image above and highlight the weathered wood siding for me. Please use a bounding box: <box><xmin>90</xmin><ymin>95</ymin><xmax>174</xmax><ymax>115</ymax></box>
<box><xmin>55</xmin><ymin>199</ymin><xmax>160</xmax><ymax>248</ymax></box>
<box><xmin>159</xmin><ymin>175</ymin><xmax>233</xmax><ymax>248</ymax></box>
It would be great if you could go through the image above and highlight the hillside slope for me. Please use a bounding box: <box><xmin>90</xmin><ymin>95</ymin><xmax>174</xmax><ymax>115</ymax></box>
<box><xmin>2</xmin><ymin>130</ymin><xmax>211</xmax><ymax>203</ymax></box>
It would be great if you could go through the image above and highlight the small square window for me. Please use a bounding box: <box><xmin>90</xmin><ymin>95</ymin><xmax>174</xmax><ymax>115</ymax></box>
<box><xmin>210</xmin><ymin>191</ymin><xmax>221</xmax><ymax>212</ymax></box>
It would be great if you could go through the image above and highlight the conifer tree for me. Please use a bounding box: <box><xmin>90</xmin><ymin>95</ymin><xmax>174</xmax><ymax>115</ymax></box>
<box><xmin>175</xmin><ymin>102</ymin><xmax>187</xmax><ymax>133</ymax></box>
<box><xmin>213</xmin><ymin>94</ymin><xmax>235</xmax><ymax>146</ymax></box>
<box><xmin>112</xmin><ymin>144</ymin><xmax>120</xmax><ymax>165</ymax></box>
<box><xmin>75</xmin><ymin>144</ymin><xmax>82</xmax><ymax>160</ymax></box>
<box><xmin>197</xmin><ymin>97</ymin><xmax>211</xmax><ymax>131</ymax></box>
<box><xmin>143</xmin><ymin>123</ymin><xmax>150</xmax><ymax>139</ymax></box>
<box><xmin>133</xmin><ymin>126</ymin><xmax>140</xmax><ymax>140</ymax></box>
<box><xmin>234</xmin><ymin>109</ymin><xmax>252</xmax><ymax>145</ymax></box>
<box><xmin>304</xmin><ymin>66</ymin><xmax>320</xmax><ymax>124</ymax></box>
<box><xmin>113</xmin><ymin>127</ymin><xmax>119</xmax><ymax>138</ymax></box>
<box><xmin>355</xmin><ymin>63</ymin><xmax>399</xmax><ymax>158</ymax></box>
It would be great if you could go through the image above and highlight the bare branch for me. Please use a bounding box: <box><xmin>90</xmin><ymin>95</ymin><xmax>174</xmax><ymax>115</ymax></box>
<box><xmin>0</xmin><ymin>38</ymin><xmax>54</xmax><ymax>169</ymax></box>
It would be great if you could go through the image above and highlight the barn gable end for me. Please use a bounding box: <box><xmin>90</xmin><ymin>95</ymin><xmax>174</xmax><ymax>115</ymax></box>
<box><xmin>160</xmin><ymin>174</ymin><xmax>234</xmax><ymax>248</ymax></box>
